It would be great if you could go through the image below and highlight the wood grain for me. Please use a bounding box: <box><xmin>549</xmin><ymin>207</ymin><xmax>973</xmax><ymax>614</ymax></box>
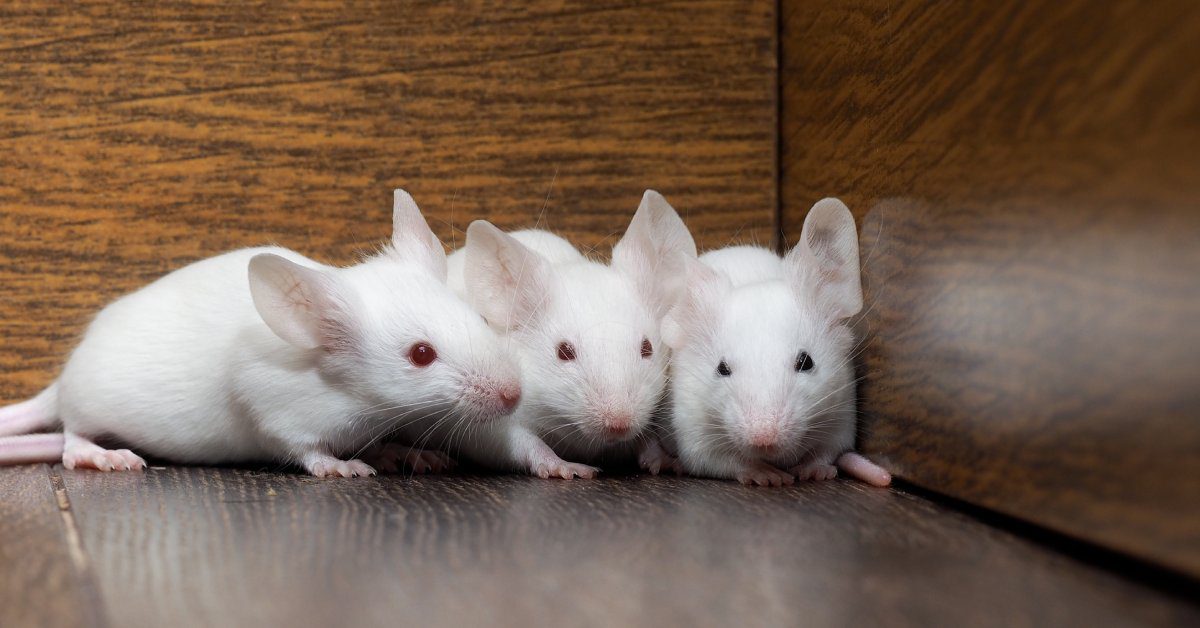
<box><xmin>58</xmin><ymin>469</ymin><xmax>1200</xmax><ymax>628</ymax></box>
<box><xmin>780</xmin><ymin>0</ymin><xmax>1200</xmax><ymax>575</ymax></box>
<box><xmin>0</xmin><ymin>0</ymin><xmax>777</xmax><ymax>402</ymax></box>
<box><xmin>0</xmin><ymin>465</ymin><xmax>99</xmax><ymax>628</ymax></box>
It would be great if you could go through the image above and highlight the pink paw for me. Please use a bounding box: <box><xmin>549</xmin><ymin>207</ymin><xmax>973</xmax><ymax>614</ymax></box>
<box><xmin>791</xmin><ymin>462</ymin><xmax>838</xmax><ymax>482</ymax></box>
<box><xmin>306</xmin><ymin>458</ymin><xmax>376</xmax><ymax>478</ymax></box>
<box><xmin>735</xmin><ymin>461</ymin><xmax>794</xmax><ymax>487</ymax></box>
<box><xmin>531</xmin><ymin>459</ymin><xmax>599</xmax><ymax>480</ymax></box>
<box><xmin>63</xmin><ymin>448</ymin><xmax>146</xmax><ymax>472</ymax></box>
<box><xmin>638</xmin><ymin>444</ymin><xmax>682</xmax><ymax>476</ymax></box>
<box><xmin>366</xmin><ymin>444</ymin><xmax>456</xmax><ymax>474</ymax></box>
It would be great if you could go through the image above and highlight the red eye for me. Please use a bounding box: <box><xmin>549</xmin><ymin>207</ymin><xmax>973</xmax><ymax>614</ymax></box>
<box><xmin>640</xmin><ymin>337</ymin><xmax>653</xmax><ymax>359</ymax></box>
<box><xmin>557</xmin><ymin>341</ymin><xmax>577</xmax><ymax>361</ymax></box>
<box><xmin>408</xmin><ymin>342</ymin><xmax>437</xmax><ymax>367</ymax></box>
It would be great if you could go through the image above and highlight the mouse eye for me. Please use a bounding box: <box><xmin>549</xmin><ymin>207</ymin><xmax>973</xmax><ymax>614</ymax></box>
<box><xmin>557</xmin><ymin>341</ymin><xmax>577</xmax><ymax>361</ymax></box>
<box><xmin>795</xmin><ymin>351</ymin><xmax>814</xmax><ymax>373</ymax></box>
<box><xmin>716</xmin><ymin>360</ymin><xmax>732</xmax><ymax>377</ymax></box>
<box><xmin>408</xmin><ymin>342</ymin><xmax>438</xmax><ymax>367</ymax></box>
<box><xmin>640</xmin><ymin>337</ymin><xmax>653</xmax><ymax>359</ymax></box>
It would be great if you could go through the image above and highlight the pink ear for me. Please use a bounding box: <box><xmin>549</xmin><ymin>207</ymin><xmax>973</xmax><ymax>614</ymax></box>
<box><xmin>389</xmin><ymin>189</ymin><xmax>448</xmax><ymax>281</ymax></box>
<box><xmin>662</xmin><ymin>255</ymin><xmax>729</xmax><ymax>351</ymax></box>
<box><xmin>462</xmin><ymin>220</ymin><xmax>552</xmax><ymax>331</ymax></box>
<box><xmin>784</xmin><ymin>198</ymin><xmax>862</xmax><ymax>320</ymax></box>
<box><xmin>248</xmin><ymin>254</ymin><xmax>342</xmax><ymax>350</ymax></box>
<box><xmin>612</xmin><ymin>190</ymin><xmax>698</xmax><ymax>319</ymax></box>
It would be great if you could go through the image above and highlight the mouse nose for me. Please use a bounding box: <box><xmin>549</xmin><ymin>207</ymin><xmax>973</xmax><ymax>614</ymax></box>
<box><xmin>598</xmin><ymin>409</ymin><xmax>634</xmax><ymax>438</ymax></box>
<box><xmin>498</xmin><ymin>386</ymin><xmax>521</xmax><ymax>411</ymax></box>
<box><xmin>748</xmin><ymin>428</ymin><xmax>780</xmax><ymax>452</ymax></box>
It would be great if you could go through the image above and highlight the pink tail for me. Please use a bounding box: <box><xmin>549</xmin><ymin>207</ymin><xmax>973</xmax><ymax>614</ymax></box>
<box><xmin>836</xmin><ymin>451</ymin><xmax>892</xmax><ymax>487</ymax></box>
<box><xmin>0</xmin><ymin>433</ymin><xmax>64</xmax><ymax>465</ymax></box>
<box><xmin>0</xmin><ymin>382</ymin><xmax>60</xmax><ymax>437</ymax></box>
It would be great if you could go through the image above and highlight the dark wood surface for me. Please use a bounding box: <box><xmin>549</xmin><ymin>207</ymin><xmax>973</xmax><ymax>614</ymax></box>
<box><xmin>780</xmin><ymin>0</ymin><xmax>1200</xmax><ymax>576</ymax></box>
<box><xmin>0</xmin><ymin>466</ymin><xmax>1191</xmax><ymax>628</ymax></box>
<box><xmin>0</xmin><ymin>465</ymin><xmax>98</xmax><ymax>628</ymax></box>
<box><xmin>0</xmin><ymin>0</ymin><xmax>777</xmax><ymax>402</ymax></box>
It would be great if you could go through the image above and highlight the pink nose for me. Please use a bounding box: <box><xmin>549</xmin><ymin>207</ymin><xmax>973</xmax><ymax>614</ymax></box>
<box><xmin>749</xmin><ymin>431</ymin><xmax>778</xmax><ymax>451</ymax></box>
<box><xmin>498</xmin><ymin>387</ymin><xmax>521</xmax><ymax>411</ymax></box>
<box><xmin>601</xmin><ymin>411</ymin><xmax>633</xmax><ymax>436</ymax></box>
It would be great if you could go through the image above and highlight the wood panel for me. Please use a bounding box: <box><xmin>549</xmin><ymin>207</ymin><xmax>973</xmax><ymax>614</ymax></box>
<box><xmin>0</xmin><ymin>465</ymin><xmax>99</xmax><ymax>628</ymax></box>
<box><xmin>59</xmin><ymin>468</ymin><xmax>1200</xmax><ymax>627</ymax></box>
<box><xmin>0</xmin><ymin>0</ymin><xmax>777</xmax><ymax>402</ymax></box>
<box><xmin>780</xmin><ymin>0</ymin><xmax>1200</xmax><ymax>575</ymax></box>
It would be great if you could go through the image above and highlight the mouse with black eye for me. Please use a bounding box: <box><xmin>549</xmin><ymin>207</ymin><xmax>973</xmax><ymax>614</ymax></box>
<box><xmin>662</xmin><ymin>198</ymin><xmax>891</xmax><ymax>488</ymax></box>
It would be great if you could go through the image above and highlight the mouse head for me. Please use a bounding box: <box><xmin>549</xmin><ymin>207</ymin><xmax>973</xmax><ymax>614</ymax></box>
<box><xmin>462</xmin><ymin>190</ymin><xmax>696</xmax><ymax>446</ymax></box>
<box><xmin>663</xmin><ymin>198</ymin><xmax>862</xmax><ymax>459</ymax></box>
<box><xmin>248</xmin><ymin>189</ymin><xmax>523</xmax><ymax>427</ymax></box>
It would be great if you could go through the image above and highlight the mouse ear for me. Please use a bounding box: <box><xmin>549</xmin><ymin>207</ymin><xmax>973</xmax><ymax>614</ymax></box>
<box><xmin>784</xmin><ymin>198</ymin><xmax>862</xmax><ymax>320</ymax></box>
<box><xmin>662</xmin><ymin>254</ymin><xmax>729</xmax><ymax>351</ymax></box>
<box><xmin>612</xmin><ymin>190</ymin><xmax>698</xmax><ymax>319</ymax></box>
<box><xmin>463</xmin><ymin>220</ymin><xmax>551</xmax><ymax>332</ymax></box>
<box><xmin>388</xmin><ymin>189</ymin><xmax>448</xmax><ymax>282</ymax></box>
<box><xmin>248</xmin><ymin>254</ymin><xmax>344</xmax><ymax>350</ymax></box>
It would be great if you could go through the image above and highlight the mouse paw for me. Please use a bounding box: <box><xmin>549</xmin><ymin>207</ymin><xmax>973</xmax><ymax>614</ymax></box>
<box><xmin>638</xmin><ymin>441</ymin><xmax>682</xmax><ymax>476</ymax></box>
<box><xmin>530</xmin><ymin>456</ymin><xmax>600</xmax><ymax>480</ymax></box>
<box><xmin>303</xmin><ymin>452</ymin><xmax>377</xmax><ymax>478</ymax></box>
<box><xmin>64</xmin><ymin>448</ymin><xmax>146</xmax><ymax>472</ymax></box>
<box><xmin>735</xmin><ymin>461</ymin><xmax>794</xmax><ymax>487</ymax></box>
<box><xmin>790</xmin><ymin>462</ymin><xmax>838</xmax><ymax>482</ymax></box>
<box><xmin>62</xmin><ymin>433</ymin><xmax>146</xmax><ymax>472</ymax></box>
<box><xmin>365</xmin><ymin>443</ymin><xmax>456</xmax><ymax>475</ymax></box>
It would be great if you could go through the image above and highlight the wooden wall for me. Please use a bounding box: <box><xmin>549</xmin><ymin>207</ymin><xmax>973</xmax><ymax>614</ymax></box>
<box><xmin>0</xmin><ymin>1</ymin><xmax>777</xmax><ymax>400</ymax></box>
<box><xmin>5</xmin><ymin>0</ymin><xmax>1197</xmax><ymax>581</ymax></box>
<box><xmin>781</xmin><ymin>0</ymin><xmax>1200</xmax><ymax>576</ymax></box>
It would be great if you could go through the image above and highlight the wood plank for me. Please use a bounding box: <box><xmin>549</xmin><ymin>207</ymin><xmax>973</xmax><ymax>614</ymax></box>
<box><xmin>780</xmin><ymin>0</ymin><xmax>1200</xmax><ymax>575</ymax></box>
<box><xmin>0</xmin><ymin>0</ymin><xmax>777</xmax><ymax>403</ymax></box>
<box><xmin>0</xmin><ymin>465</ymin><xmax>100</xmax><ymax>628</ymax></box>
<box><xmin>61</xmin><ymin>469</ymin><xmax>1199</xmax><ymax>627</ymax></box>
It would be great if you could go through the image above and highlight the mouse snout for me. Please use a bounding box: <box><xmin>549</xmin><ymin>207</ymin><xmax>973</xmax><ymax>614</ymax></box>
<box><xmin>464</xmin><ymin>374</ymin><xmax>523</xmax><ymax>420</ymax></box>
<box><xmin>743</xmin><ymin>414</ymin><xmax>784</xmax><ymax>455</ymax></box>
<box><xmin>595</xmin><ymin>408</ymin><xmax>635</xmax><ymax>441</ymax></box>
<box><xmin>748</xmin><ymin>429</ymin><xmax>779</xmax><ymax>451</ymax></box>
<box><xmin>498</xmin><ymin>385</ymin><xmax>521</xmax><ymax>412</ymax></box>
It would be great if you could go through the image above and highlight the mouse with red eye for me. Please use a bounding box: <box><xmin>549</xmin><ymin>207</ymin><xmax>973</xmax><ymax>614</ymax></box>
<box><xmin>662</xmin><ymin>198</ymin><xmax>891</xmax><ymax>488</ymax></box>
<box><xmin>0</xmin><ymin>191</ymin><xmax>523</xmax><ymax>478</ymax></box>
<box><xmin>437</xmin><ymin>190</ymin><xmax>696</xmax><ymax>478</ymax></box>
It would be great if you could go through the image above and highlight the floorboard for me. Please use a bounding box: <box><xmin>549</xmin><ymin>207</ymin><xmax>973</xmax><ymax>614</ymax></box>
<box><xmin>48</xmin><ymin>468</ymin><xmax>1200</xmax><ymax>628</ymax></box>
<box><xmin>0</xmin><ymin>465</ymin><xmax>101</xmax><ymax>628</ymax></box>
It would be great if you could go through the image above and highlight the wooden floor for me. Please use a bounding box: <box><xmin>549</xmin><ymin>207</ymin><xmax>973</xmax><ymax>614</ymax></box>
<box><xmin>1</xmin><ymin>466</ymin><xmax>1196</xmax><ymax>628</ymax></box>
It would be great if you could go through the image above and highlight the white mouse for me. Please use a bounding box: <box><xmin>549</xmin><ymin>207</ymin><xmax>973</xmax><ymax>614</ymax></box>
<box><xmin>663</xmin><ymin>198</ymin><xmax>891</xmax><ymax>487</ymax></box>
<box><xmin>431</xmin><ymin>190</ymin><xmax>695</xmax><ymax>476</ymax></box>
<box><xmin>0</xmin><ymin>190</ymin><xmax>523</xmax><ymax>478</ymax></box>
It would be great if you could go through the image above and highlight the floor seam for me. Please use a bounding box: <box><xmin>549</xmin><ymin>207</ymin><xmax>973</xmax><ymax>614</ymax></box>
<box><xmin>46</xmin><ymin>465</ymin><xmax>112</xmax><ymax>628</ymax></box>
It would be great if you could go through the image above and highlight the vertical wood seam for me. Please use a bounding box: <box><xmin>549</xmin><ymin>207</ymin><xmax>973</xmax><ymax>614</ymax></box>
<box><xmin>45</xmin><ymin>466</ymin><xmax>110</xmax><ymax>628</ymax></box>
<box><xmin>772</xmin><ymin>0</ymin><xmax>785</xmax><ymax>253</ymax></box>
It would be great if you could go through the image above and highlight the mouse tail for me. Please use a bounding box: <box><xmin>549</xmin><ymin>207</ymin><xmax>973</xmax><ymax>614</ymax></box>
<box><xmin>836</xmin><ymin>451</ymin><xmax>892</xmax><ymax>487</ymax></box>
<box><xmin>0</xmin><ymin>381</ymin><xmax>61</xmax><ymax>437</ymax></box>
<box><xmin>0</xmin><ymin>433</ymin><xmax>65</xmax><ymax>465</ymax></box>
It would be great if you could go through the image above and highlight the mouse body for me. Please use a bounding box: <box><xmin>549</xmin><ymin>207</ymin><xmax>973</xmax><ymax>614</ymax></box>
<box><xmin>663</xmin><ymin>199</ymin><xmax>890</xmax><ymax>487</ymax></box>
<box><xmin>0</xmin><ymin>191</ymin><xmax>522</xmax><ymax>477</ymax></box>
<box><xmin>436</xmin><ymin>190</ymin><xmax>696</xmax><ymax>477</ymax></box>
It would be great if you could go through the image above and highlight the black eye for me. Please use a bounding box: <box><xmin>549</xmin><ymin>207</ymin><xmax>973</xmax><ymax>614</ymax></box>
<box><xmin>795</xmin><ymin>351</ymin><xmax>814</xmax><ymax>373</ymax></box>
<box><xmin>640</xmin><ymin>337</ymin><xmax>653</xmax><ymax>359</ymax></box>
<box><xmin>557</xmin><ymin>341</ymin><xmax>577</xmax><ymax>361</ymax></box>
<box><xmin>716</xmin><ymin>360</ymin><xmax>732</xmax><ymax>377</ymax></box>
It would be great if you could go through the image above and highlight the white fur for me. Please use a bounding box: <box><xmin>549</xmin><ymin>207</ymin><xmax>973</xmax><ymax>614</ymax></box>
<box><xmin>664</xmin><ymin>198</ymin><xmax>863</xmax><ymax>483</ymax></box>
<box><xmin>441</xmin><ymin>190</ymin><xmax>696</xmax><ymax>472</ymax></box>
<box><xmin>8</xmin><ymin>190</ymin><xmax>522</xmax><ymax>475</ymax></box>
